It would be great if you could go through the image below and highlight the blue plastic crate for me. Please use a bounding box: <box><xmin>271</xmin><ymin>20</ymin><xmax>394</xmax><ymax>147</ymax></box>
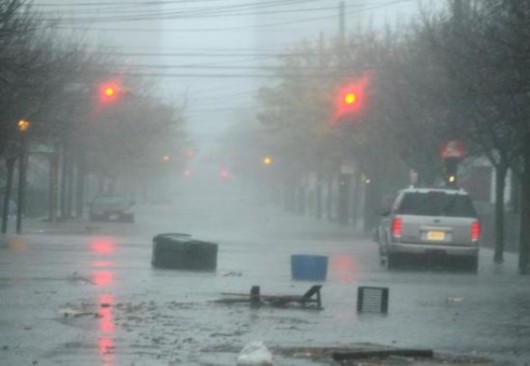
<box><xmin>291</xmin><ymin>255</ymin><xmax>328</xmax><ymax>281</ymax></box>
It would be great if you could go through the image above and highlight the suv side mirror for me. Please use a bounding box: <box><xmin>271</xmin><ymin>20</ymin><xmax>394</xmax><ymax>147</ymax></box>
<box><xmin>380</xmin><ymin>209</ymin><xmax>391</xmax><ymax>217</ymax></box>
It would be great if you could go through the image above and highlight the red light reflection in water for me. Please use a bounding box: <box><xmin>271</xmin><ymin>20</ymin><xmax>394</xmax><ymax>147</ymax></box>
<box><xmin>93</xmin><ymin>261</ymin><xmax>115</xmax><ymax>268</ymax></box>
<box><xmin>100</xmin><ymin>294</ymin><xmax>114</xmax><ymax>305</ymax></box>
<box><xmin>92</xmin><ymin>271</ymin><xmax>115</xmax><ymax>286</ymax></box>
<box><xmin>329</xmin><ymin>254</ymin><xmax>358</xmax><ymax>283</ymax></box>
<box><xmin>98</xmin><ymin>295</ymin><xmax>115</xmax><ymax>365</ymax></box>
<box><xmin>98</xmin><ymin>337</ymin><xmax>115</xmax><ymax>365</ymax></box>
<box><xmin>99</xmin><ymin>295</ymin><xmax>115</xmax><ymax>333</ymax></box>
<box><xmin>90</xmin><ymin>238</ymin><xmax>117</xmax><ymax>365</ymax></box>
<box><xmin>90</xmin><ymin>238</ymin><xmax>116</xmax><ymax>255</ymax></box>
<box><xmin>7</xmin><ymin>237</ymin><xmax>28</xmax><ymax>252</ymax></box>
<box><xmin>90</xmin><ymin>237</ymin><xmax>116</xmax><ymax>366</ymax></box>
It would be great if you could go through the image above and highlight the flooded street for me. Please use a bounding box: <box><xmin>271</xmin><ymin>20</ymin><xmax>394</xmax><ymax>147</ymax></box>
<box><xmin>2</xmin><ymin>1</ymin><xmax>530</xmax><ymax>365</ymax></box>
<box><xmin>0</xmin><ymin>191</ymin><xmax>529</xmax><ymax>365</ymax></box>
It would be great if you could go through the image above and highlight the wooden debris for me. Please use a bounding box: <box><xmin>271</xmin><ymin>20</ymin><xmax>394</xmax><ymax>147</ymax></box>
<box><xmin>333</xmin><ymin>349</ymin><xmax>434</xmax><ymax>362</ymax></box>
<box><xmin>217</xmin><ymin>285</ymin><xmax>323</xmax><ymax>310</ymax></box>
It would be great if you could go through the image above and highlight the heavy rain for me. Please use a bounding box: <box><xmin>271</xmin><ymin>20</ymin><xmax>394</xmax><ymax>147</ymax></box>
<box><xmin>1</xmin><ymin>0</ymin><xmax>530</xmax><ymax>365</ymax></box>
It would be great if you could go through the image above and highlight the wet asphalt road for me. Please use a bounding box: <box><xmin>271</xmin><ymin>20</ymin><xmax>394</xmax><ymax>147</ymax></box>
<box><xmin>0</xmin><ymin>188</ymin><xmax>529</xmax><ymax>366</ymax></box>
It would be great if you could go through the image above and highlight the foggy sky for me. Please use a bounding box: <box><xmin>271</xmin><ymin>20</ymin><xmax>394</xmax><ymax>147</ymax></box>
<box><xmin>32</xmin><ymin>0</ymin><xmax>430</xmax><ymax>152</ymax></box>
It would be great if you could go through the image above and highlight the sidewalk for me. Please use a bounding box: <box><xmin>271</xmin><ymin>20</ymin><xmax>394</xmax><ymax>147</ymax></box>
<box><xmin>2</xmin><ymin>216</ymin><xmax>94</xmax><ymax>236</ymax></box>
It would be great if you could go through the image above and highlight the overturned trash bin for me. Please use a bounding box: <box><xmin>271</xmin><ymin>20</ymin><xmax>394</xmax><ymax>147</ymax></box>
<box><xmin>152</xmin><ymin>233</ymin><xmax>218</xmax><ymax>271</ymax></box>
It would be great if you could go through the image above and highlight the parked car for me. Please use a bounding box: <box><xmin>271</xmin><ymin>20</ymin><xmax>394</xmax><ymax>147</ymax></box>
<box><xmin>375</xmin><ymin>187</ymin><xmax>480</xmax><ymax>271</ymax></box>
<box><xmin>89</xmin><ymin>195</ymin><xmax>135</xmax><ymax>223</ymax></box>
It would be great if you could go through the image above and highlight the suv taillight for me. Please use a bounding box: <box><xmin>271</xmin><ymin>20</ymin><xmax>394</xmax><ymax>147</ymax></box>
<box><xmin>471</xmin><ymin>221</ymin><xmax>481</xmax><ymax>242</ymax></box>
<box><xmin>392</xmin><ymin>218</ymin><xmax>402</xmax><ymax>238</ymax></box>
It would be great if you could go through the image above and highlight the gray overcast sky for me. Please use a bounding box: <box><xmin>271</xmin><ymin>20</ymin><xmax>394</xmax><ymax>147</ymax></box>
<box><xmin>33</xmin><ymin>0</ymin><xmax>441</xmax><ymax>150</ymax></box>
<box><xmin>158</xmin><ymin>0</ymin><xmax>431</xmax><ymax>147</ymax></box>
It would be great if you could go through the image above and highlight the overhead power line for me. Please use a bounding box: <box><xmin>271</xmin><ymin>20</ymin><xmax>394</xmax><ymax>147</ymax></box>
<box><xmin>34</xmin><ymin>0</ymin><xmax>324</xmax><ymax>18</ymax></box>
<box><xmin>35</xmin><ymin>0</ymin><xmax>410</xmax><ymax>24</ymax></box>
<box><xmin>70</xmin><ymin>50</ymin><xmax>333</xmax><ymax>58</ymax></box>
<box><xmin>103</xmin><ymin>72</ymin><xmax>339</xmax><ymax>78</ymax></box>
<box><xmin>38</xmin><ymin>1</ymin><xmax>326</xmax><ymax>17</ymax></box>
<box><xmin>94</xmin><ymin>64</ymin><xmax>340</xmax><ymax>71</ymax></box>
<box><xmin>35</xmin><ymin>0</ymin><xmax>315</xmax><ymax>8</ymax></box>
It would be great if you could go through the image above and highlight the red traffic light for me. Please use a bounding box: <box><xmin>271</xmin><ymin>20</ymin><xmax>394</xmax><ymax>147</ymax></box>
<box><xmin>219</xmin><ymin>169</ymin><xmax>230</xmax><ymax>180</ymax></box>
<box><xmin>344</xmin><ymin>92</ymin><xmax>357</xmax><ymax>105</ymax></box>
<box><xmin>332</xmin><ymin>75</ymin><xmax>370</xmax><ymax>124</ymax></box>
<box><xmin>99</xmin><ymin>82</ymin><xmax>121</xmax><ymax>104</ymax></box>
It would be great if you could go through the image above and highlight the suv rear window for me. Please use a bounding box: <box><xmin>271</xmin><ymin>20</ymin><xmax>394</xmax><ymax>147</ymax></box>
<box><xmin>396</xmin><ymin>191</ymin><xmax>476</xmax><ymax>217</ymax></box>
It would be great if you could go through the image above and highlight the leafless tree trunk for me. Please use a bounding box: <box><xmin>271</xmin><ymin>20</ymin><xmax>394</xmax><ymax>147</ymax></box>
<box><xmin>494</xmin><ymin>162</ymin><xmax>509</xmax><ymax>263</ymax></box>
<box><xmin>1</xmin><ymin>157</ymin><xmax>16</xmax><ymax>233</ymax></box>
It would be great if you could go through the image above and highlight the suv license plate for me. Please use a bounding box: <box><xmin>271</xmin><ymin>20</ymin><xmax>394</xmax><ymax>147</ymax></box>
<box><xmin>109</xmin><ymin>214</ymin><xmax>119</xmax><ymax>220</ymax></box>
<box><xmin>427</xmin><ymin>231</ymin><xmax>445</xmax><ymax>241</ymax></box>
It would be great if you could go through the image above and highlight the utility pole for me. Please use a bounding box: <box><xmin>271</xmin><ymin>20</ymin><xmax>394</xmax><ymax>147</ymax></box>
<box><xmin>339</xmin><ymin>1</ymin><xmax>346</xmax><ymax>54</ymax></box>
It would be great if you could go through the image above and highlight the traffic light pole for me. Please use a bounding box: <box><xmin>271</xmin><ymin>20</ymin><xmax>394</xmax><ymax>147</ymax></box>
<box><xmin>351</xmin><ymin>170</ymin><xmax>362</xmax><ymax>228</ymax></box>
<box><xmin>444</xmin><ymin>157</ymin><xmax>459</xmax><ymax>187</ymax></box>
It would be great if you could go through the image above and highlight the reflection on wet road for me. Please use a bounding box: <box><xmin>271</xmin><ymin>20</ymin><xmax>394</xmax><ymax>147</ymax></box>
<box><xmin>0</xmin><ymin>193</ymin><xmax>529</xmax><ymax>365</ymax></box>
<box><xmin>90</xmin><ymin>237</ymin><xmax>117</xmax><ymax>366</ymax></box>
<box><xmin>98</xmin><ymin>295</ymin><xmax>115</xmax><ymax>366</ymax></box>
<box><xmin>6</xmin><ymin>236</ymin><xmax>28</xmax><ymax>252</ymax></box>
<box><xmin>329</xmin><ymin>254</ymin><xmax>358</xmax><ymax>283</ymax></box>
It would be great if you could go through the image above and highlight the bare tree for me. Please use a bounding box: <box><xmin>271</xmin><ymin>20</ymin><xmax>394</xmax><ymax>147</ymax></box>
<box><xmin>420</xmin><ymin>0</ymin><xmax>530</xmax><ymax>272</ymax></box>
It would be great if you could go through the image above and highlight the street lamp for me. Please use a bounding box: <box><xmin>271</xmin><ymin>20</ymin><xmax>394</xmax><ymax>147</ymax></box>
<box><xmin>18</xmin><ymin>119</ymin><xmax>31</xmax><ymax>133</ymax></box>
<box><xmin>263</xmin><ymin>156</ymin><xmax>272</xmax><ymax>166</ymax></box>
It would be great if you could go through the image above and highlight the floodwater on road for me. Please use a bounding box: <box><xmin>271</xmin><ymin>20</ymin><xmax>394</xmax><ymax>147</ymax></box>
<box><xmin>0</xmin><ymin>193</ymin><xmax>529</xmax><ymax>365</ymax></box>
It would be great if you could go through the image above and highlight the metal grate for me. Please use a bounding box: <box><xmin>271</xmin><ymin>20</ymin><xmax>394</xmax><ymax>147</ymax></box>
<box><xmin>357</xmin><ymin>287</ymin><xmax>389</xmax><ymax>314</ymax></box>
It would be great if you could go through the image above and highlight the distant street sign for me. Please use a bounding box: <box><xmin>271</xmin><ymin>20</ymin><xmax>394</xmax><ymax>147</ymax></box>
<box><xmin>441</xmin><ymin>141</ymin><xmax>465</xmax><ymax>159</ymax></box>
<box><xmin>341</xmin><ymin>160</ymin><xmax>355</xmax><ymax>175</ymax></box>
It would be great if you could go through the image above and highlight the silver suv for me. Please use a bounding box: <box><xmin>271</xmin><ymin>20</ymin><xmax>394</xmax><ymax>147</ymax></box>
<box><xmin>375</xmin><ymin>188</ymin><xmax>480</xmax><ymax>271</ymax></box>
